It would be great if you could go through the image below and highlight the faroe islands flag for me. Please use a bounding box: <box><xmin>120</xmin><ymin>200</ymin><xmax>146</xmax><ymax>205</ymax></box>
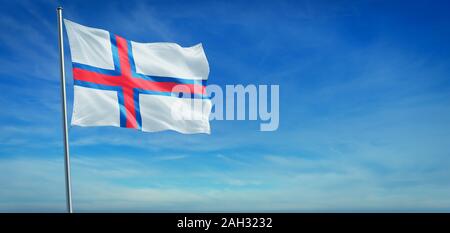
<box><xmin>64</xmin><ymin>19</ymin><xmax>211</xmax><ymax>134</ymax></box>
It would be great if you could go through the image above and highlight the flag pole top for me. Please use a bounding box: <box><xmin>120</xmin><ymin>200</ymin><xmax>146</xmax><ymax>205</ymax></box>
<box><xmin>57</xmin><ymin>6</ymin><xmax>63</xmax><ymax>11</ymax></box>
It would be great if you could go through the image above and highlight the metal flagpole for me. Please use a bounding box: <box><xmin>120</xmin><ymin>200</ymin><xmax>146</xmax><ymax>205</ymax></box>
<box><xmin>57</xmin><ymin>6</ymin><xmax>73</xmax><ymax>213</ymax></box>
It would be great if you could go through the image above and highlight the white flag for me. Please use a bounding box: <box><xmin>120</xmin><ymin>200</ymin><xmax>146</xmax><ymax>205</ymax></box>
<box><xmin>64</xmin><ymin>19</ymin><xmax>211</xmax><ymax>134</ymax></box>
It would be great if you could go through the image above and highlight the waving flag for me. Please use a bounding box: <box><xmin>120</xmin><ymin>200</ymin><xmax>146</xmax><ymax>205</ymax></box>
<box><xmin>64</xmin><ymin>19</ymin><xmax>211</xmax><ymax>134</ymax></box>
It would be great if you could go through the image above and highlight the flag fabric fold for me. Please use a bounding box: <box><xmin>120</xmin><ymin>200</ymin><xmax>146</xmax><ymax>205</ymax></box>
<box><xmin>64</xmin><ymin>19</ymin><xmax>211</xmax><ymax>134</ymax></box>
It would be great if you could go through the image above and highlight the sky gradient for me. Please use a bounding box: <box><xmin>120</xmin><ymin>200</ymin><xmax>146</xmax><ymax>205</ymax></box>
<box><xmin>1</xmin><ymin>0</ymin><xmax>450</xmax><ymax>212</ymax></box>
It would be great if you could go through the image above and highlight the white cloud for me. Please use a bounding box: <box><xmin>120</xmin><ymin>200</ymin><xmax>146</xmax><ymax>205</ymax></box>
<box><xmin>1</xmin><ymin>152</ymin><xmax>450</xmax><ymax>212</ymax></box>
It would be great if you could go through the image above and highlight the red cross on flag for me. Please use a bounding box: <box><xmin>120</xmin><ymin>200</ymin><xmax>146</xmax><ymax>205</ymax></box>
<box><xmin>63</xmin><ymin>19</ymin><xmax>211</xmax><ymax>134</ymax></box>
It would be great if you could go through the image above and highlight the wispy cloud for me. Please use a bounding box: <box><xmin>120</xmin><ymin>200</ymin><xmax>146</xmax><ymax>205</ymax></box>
<box><xmin>1</xmin><ymin>0</ymin><xmax>450</xmax><ymax>212</ymax></box>
<box><xmin>1</xmin><ymin>153</ymin><xmax>450</xmax><ymax>212</ymax></box>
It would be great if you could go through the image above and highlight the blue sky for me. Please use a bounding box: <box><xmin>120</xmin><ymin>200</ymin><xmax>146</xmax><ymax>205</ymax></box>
<box><xmin>1</xmin><ymin>0</ymin><xmax>450</xmax><ymax>212</ymax></box>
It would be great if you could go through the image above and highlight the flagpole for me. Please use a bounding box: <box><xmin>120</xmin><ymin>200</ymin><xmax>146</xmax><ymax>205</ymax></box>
<box><xmin>57</xmin><ymin>6</ymin><xmax>73</xmax><ymax>213</ymax></box>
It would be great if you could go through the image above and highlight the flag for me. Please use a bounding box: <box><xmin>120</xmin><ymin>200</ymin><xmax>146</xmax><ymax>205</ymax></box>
<box><xmin>63</xmin><ymin>19</ymin><xmax>211</xmax><ymax>134</ymax></box>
